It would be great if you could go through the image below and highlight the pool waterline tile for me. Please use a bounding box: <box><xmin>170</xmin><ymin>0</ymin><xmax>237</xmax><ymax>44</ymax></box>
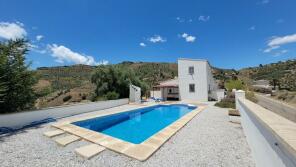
<box><xmin>52</xmin><ymin>103</ymin><xmax>206</xmax><ymax>161</ymax></box>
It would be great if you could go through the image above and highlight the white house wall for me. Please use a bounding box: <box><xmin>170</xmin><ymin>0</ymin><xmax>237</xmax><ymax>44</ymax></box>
<box><xmin>178</xmin><ymin>59</ymin><xmax>209</xmax><ymax>101</ymax></box>
<box><xmin>206</xmin><ymin>63</ymin><xmax>219</xmax><ymax>100</ymax></box>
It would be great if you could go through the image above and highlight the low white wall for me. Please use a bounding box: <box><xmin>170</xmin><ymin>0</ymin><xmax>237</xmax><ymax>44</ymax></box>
<box><xmin>0</xmin><ymin>98</ymin><xmax>129</xmax><ymax>129</ymax></box>
<box><xmin>236</xmin><ymin>91</ymin><xmax>296</xmax><ymax>167</ymax></box>
<box><xmin>216</xmin><ymin>90</ymin><xmax>225</xmax><ymax>101</ymax></box>
<box><xmin>129</xmin><ymin>85</ymin><xmax>141</xmax><ymax>103</ymax></box>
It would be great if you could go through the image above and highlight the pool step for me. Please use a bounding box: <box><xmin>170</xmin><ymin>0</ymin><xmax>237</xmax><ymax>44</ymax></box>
<box><xmin>44</xmin><ymin>129</ymin><xmax>65</xmax><ymax>138</ymax></box>
<box><xmin>75</xmin><ymin>144</ymin><xmax>106</xmax><ymax>159</ymax></box>
<box><xmin>55</xmin><ymin>134</ymin><xmax>80</xmax><ymax>146</ymax></box>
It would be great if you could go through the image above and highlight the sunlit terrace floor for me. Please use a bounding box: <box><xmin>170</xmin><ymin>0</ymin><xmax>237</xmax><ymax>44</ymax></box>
<box><xmin>0</xmin><ymin>102</ymin><xmax>255</xmax><ymax>167</ymax></box>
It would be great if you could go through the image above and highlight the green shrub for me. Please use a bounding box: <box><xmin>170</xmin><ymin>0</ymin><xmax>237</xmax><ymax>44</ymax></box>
<box><xmin>214</xmin><ymin>98</ymin><xmax>235</xmax><ymax>109</ymax></box>
<box><xmin>215</xmin><ymin>92</ymin><xmax>235</xmax><ymax>109</ymax></box>
<box><xmin>104</xmin><ymin>91</ymin><xmax>119</xmax><ymax>100</ymax></box>
<box><xmin>63</xmin><ymin>95</ymin><xmax>72</xmax><ymax>102</ymax></box>
<box><xmin>225</xmin><ymin>79</ymin><xmax>245</xmax><ymax>91</ymax></box>
<box><xmin>35</xmin><ymin>86</ymin><xmax>52</xmax><ymax>97</ymax></box>
<box><xmin>246</xmin><ymin>91</ymin><xmax>258</xmax><ymax>103</ymax></box>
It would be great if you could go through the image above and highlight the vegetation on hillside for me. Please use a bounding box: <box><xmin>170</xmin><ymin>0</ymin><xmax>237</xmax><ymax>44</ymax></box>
<box><xmin>239</xmin><ymin>59</ymin><xmax>296</xmax><ymax>91</ymax></box>
<box><xmin>1</xmin><ymin>38</ymin><xmax>294</xmax><ymax>112</ymax></box>
<box><xmin>0</xmin><ymin>39</ymin><xmax>37</xmax><ymax>113</ymax></box>
<box><xmin>116</xmin><ymin>61</ymin><xmax>178</xmax><ymax>88</ymax></box>
<box><xmin>35</xmin><ymin>61</ymin><xmax>178</xmax><ymax>107</ymax></box>
<box><xmin>224</xmin><ymin>80</ymin><xmax>245</xmax><ymax>91</ymax></box>
<box><xmin>91</xmin><ymin>65</ymin><xmax>148</xmax><ymax>100</ymax></box>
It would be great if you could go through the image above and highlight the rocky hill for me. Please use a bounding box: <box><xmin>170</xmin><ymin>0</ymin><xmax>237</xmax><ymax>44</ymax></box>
<box><xmin>239</xmin><ymin>59</ymin><xmax>296</xmax><ymax>91</ymax></box>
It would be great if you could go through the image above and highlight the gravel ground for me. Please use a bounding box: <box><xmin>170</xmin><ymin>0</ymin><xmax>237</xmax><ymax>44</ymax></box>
<box><xmin>0</xmin><ymin>103</ymin><xmax>255</xmax><ymax>167</ymax></box>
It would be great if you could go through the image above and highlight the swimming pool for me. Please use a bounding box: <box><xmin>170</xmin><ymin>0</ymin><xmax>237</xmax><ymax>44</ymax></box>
<box><xmin>72</xmin><ymin>104</ymin><xmax>197</xmax><ymax>144</ymax></box>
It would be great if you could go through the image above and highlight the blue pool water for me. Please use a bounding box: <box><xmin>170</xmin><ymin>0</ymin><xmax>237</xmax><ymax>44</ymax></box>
<box><xmin>72</xmin><ymin>104</ymin><xmax>196</xmax><ymax>144</ymax></box>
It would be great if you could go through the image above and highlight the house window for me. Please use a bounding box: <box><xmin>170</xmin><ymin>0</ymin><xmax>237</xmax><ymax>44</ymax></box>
<box><xmin>169</xmin><ymin>88</ymin><xmax>172</xmax><ymax>93</ymax></box>
<box><xmin>189</xmin><ymin>66</ymin><xmax>194</xmax><ymax>75</ymax></box>
<box><xmin>189</xmin><ymin>84</ymin><xmax>195</xmax><ymax>92</ymax></box>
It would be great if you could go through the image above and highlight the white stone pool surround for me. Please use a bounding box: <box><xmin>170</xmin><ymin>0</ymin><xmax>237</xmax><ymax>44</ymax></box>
<box><xmin>50</xmin><ymin>103</ymin><xmax>206</xmax><ymax>161</ymax></box>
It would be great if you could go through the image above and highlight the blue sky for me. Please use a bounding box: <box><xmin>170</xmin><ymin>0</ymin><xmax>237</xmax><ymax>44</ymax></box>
<box><xmin>0</xmin><ymin>0</ymin><xmax>295</xmax><ymax>69</ymax></box>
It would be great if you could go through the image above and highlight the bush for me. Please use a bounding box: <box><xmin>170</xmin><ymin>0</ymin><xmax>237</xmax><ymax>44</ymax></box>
<box><xmin>215</xmin><ymin>92</ymin><xmax>235</xmax><ymax>109</ymax></box>
<box><xmin>225</xmin><ymin>79</ymin><xmax>245</xmax><ymax>91</ymax></box>
<box><xmin>214</xmin><ymin>98</ymin><xmax>235</xmax><ymax>109</ymax></box>
<box><xmin>104</xmin><ymin>91</ymin><xmax>119</xmax><ymax>100</ymax></box>
<box><xmin>35</xmin><ymin>86</ymin><xmax>52</xmax><ymax>97</ymax></box>
<box><xmin>64</xmin><ymin>89</ymin><xmax>70</xmax><ymax>93</ymax></box>
<box><xmin>63</xmin><ymin>95</ymin><xmax>72</xmax><ymax>102</ymax></box>
<box><xmin>246</xmin><ymin>91</ymin><xmax>257</xmax><ymax>103</ymax></box>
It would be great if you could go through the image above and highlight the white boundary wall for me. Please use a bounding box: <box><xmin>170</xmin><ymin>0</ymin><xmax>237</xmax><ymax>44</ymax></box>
<box><xmin>236</xmin><ymin>91</ymin><xmax>296</xmax><ymax>167</ymax></box>
<box><xmin>0</xmin><ymin>99</ymin><xmax>129</xmax><ymax>128</ymax></box>
<box><xmin>129</xmin><ymin>85</ymin><xmax>141</xmax><ymax>103</ymax></box>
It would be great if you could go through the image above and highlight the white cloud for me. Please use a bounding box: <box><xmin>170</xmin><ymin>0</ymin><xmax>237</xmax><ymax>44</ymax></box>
<box><xmin>0</xmin><ymin>22</ymin><xmax>27</xmax><ymax>40</ymax></box>
<box><xmin>27</xmin><ymin>42</ymin><xmax>48</xmax><ymax>54</ymax></box>
<box><xmin>181</xmin><ymin>33</ymin><xmax>196</xmax><ymax>42</ymax></box>
<box><xmin>149</xmin><ymin>35</ymin><xmax>166</xmax><ymax>43</ymax></box>
<box><xmin>48</xmin><ymin>44</ymin><xmax>107</xmax><ymax>65</ymax></box>
<box><xmin>263</xmin><ymin>45</ymin><xmax>280</xmax><ymax>53</ymax></box>
<box><xmin>263</xmin><ymin>33</ymin><xmax>296</xmax><ymax>54</ymax></box>
<box><xmin>139</xmin><ymin>42</ymin><xmax>146</xmax><ymax>47</ymax></box>
<box><xmin>176</xmin><ymin>17</ymin><xmax>185</xmax><ymax>23</ymax></box>
<box><xmin>273</xmin><ymin>50</ymin><xmax>288</xmax><ymax>57</ymax></box>
<box><xmin>268</xmin><ymin>33</ymin><xmax>296</xmax><ymax>47</ymax></box>
<box><xmin>249</xmin><ymin>26</ymin><xmax>256</xmax><ymax>30</ymax></box>
<box><xmin>96</xmin><ymin>60</ymin><xmax>109</xmax><ymax>65</ymax></box>
<box><xmin>198</xmin><ymin>15</ymin><xmax>210</xmax><ymax>22</ymax></box>
<box><xmin>176</xmin><ymin>17</ymin><xmax>195</xmax><ymax>23</ymax></box>
<box><xmin>36</xmin><ymin>35</ymin><xmax>44</xmax><ymax>41</ymax></box>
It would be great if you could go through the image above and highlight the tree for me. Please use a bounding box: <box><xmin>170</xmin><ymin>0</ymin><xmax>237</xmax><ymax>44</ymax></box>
<box><xmin>270</xmin><ymin>78</ymin><xmax>279</xmax><ymax>90</ymax></box>
<box><xmin>0</xmin><ymin>39</ymin><xmax>37</xmax><ymax>113</ymax></box>
<box><xmin>91</xmin><ymin>65</ymin><xmax>147</xmax><ymax>100</ymax></box>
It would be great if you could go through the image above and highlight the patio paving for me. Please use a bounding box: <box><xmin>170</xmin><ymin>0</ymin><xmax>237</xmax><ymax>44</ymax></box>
<box><xmin>0</xmin><ymin>102</ymin><xmax>255</xmax><ymax>167</ymax></box>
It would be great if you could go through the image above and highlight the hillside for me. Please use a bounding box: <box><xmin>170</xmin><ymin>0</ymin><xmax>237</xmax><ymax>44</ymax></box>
<box><xmin>34</xmin><ymin>62</ymin><xmax>178</xmax><ymax>108</ymax></box>
<box><xmin>34</xmin><ymin>59</ymin><xmax>296</xmax><ymax>108</ymax></box>
<box><xmin>238</xmin><ymin>59</ymin><xmax>296</xmax><ymax>91</ymax></box>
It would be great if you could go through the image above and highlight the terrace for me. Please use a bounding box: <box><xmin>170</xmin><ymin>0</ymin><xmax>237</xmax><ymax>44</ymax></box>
<box><xmin>1</xmin><ymin>90</ymin><xmax>295</xmax><ymax>167</ymax></box>
<box><xmin>0</xmin><ymin>102</ymin><xmax>254</xmax><ymax>167</ymax></box>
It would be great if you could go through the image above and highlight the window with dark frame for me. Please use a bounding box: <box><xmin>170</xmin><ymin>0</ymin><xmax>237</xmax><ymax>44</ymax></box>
<box><xmin>189</xmin><ymin>66</ymin><xmax>194</xmax><ymax>75</ymax></box>
<box><xmin>189</xmin><ymin>84</ymin><xmax>195</xmax><ymax>92</ymax></box>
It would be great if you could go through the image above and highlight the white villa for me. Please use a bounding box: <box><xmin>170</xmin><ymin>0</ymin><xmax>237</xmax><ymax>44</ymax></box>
<box><xmin>151</xmin><ymin>58</ymin><xmax>224</xmax><ymax>101</ymax></box>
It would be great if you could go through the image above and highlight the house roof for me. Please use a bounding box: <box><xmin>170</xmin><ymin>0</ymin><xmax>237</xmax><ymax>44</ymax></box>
<box><xmin>155</xmin><ymin>78</ymin><xmax>179</xmax><ymax>88</ymax></box>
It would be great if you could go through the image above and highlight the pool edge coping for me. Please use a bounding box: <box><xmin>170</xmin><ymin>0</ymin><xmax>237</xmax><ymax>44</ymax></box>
<box><xmin>51</xmin><ymin>103</ymin><xmax>207</xmax><ymax>161</ymax></box>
